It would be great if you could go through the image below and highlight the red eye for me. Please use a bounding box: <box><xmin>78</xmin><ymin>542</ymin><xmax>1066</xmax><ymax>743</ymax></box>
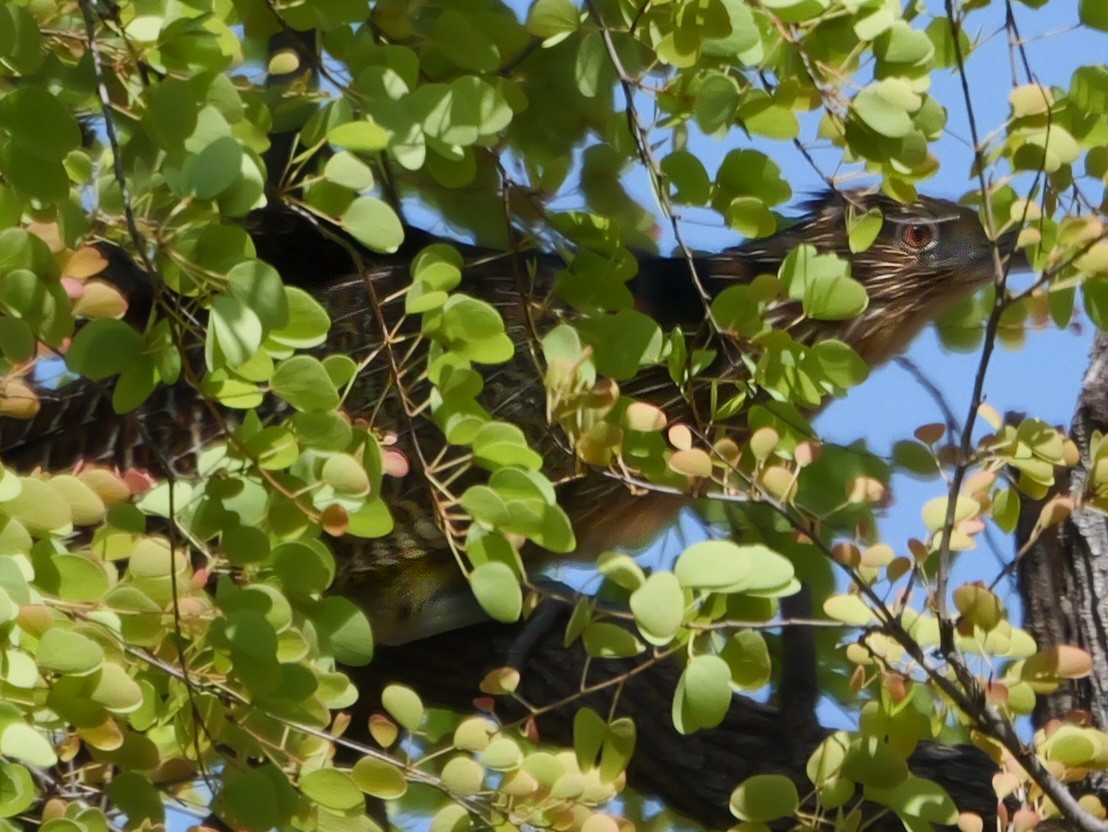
<box><xmin>902</xmin><ymin>223</ymin><xmax>936</xmax><ymax>249</ymax></box>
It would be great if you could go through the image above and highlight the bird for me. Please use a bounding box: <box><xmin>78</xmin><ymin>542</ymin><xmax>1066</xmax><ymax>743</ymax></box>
<box><xmin>0</xmin><ymin>189</ymin><xmax>1024</xmax><ymax>644</ymax></box>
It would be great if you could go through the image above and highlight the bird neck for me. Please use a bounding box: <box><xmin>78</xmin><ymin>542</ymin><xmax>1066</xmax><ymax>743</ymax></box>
<box><xmin>629</xmin><ymin>254</ymin><xmax>725</xmax><ymax>327</ymax></box>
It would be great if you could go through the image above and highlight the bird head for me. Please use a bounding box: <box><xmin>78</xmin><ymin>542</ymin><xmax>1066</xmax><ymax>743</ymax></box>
<box><xmin>694</xmin><ymin>189</ymin><xmax>1029</xmax><ymax>365</ymax></box>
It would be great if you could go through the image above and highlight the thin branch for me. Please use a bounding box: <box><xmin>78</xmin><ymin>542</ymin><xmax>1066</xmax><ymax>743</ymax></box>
<box><xmin>78</xmin><ymin>0</ymin><xmax>218</xmax><ymax>789</ymax></box>
<box><xmin>581</xmin><ymin>0</ymin><xmax>728</xmax><ymax>344</ymax></box>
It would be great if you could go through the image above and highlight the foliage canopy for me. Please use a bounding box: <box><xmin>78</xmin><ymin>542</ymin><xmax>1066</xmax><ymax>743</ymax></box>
<box><xmin>0</xmin><ymin>0</ymin><xmax>1107</xmax><ymax>831</ymax></box>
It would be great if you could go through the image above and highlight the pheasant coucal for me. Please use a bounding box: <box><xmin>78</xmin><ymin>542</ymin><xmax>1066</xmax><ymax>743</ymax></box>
<box><xmin>0</xmin><ymin>190</ymin><xmax>1024</xmax><ymax>643</ymax></box>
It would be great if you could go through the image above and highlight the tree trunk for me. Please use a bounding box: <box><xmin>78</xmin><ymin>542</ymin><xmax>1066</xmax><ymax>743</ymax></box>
<box><xmin>1018</xmin><ymin>331</ymin><xmax>1108</xmax><ymax>795</ymax></box>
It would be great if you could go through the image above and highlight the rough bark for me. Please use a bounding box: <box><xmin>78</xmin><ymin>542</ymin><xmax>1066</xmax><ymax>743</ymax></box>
<box><xmin>1017</xmin><ymin>331</ymin><xmax>1108</xmax><ymax>795</ymax></box>
<box><xmin>352</xmin><ymin>604</ymin><xmax>998</xmax><ymax>831</ymax></box>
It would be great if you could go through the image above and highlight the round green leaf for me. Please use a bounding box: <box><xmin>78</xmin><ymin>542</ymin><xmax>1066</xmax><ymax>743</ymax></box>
<box><xmin>0</xmin><ymin>722</ymin><xmax>55</xmax><ymax>767</ymax></box>
<box><xmin>352</xmin><ymin>757</ymin><xmax>408</xmax><ymax>799</ymax></box>
<box><xmin>470</xmin><ymin>561</ymin><xmax>522</xmax><ymax>624</ymax></box>
<box><xmin>0</xmin><ymin>763</ymin><xmax>36</xmax><ymax>818</ymax></box>
<box><xmin>674</xmin><ymin>540</ymin><xmax>754</xmax><ymax>592</ymax></box>
<box><xmin>440</xmin><ymin>756</ymin><xmax>484</xmax><ymax>796</ymax></box>
<box><xmin>37</xmin><ymin>628</ymin><xmax>105</xmax><ymax>676</ymax></box>
<box><xmin>189</xmin><ymin>136</ymin><xmax>243</xmax><ymax>199</ymax></box>
<box><xmin>315</xmin><ymin>595</ymin><xmax>374</xmax><ymax>666</ymax></box>
<box><xmin>0</xmin><ymin>87</ymin><xmax>81</xmax><ymax>160</ymax></box>
<box><xmin>381</xmin><ymin>683</ymin><xmax>424</xmax><ymax>731</ymax></box>
<box><xmin>328</xmin><ymin>120</ymin><xmax>389</xmax><ymax>153</ymax></box>
<box><xmin>630</xmin><ymin>571</ymin><xmax>685</xmax><ymax>644</ymax></box>
<box><xmin>887</xmin><ymin>776</ymin><xmax>958</xmax><ymax>824</ymax></box>
<box><xmin>672</xmin><ymin>654</ymin><xmax>732</xmax><ymax>734</ymax></box>
<box><xmin>582</xmin><ymin>622</ymin><xmax>645</xmax><ymax>659</ymax></box>
<box><xmin>729</xmin><ymin>774</ymin><xmax>800</xmax><ymax>822</ymax></box>
<box><xmin>300</xmin><ymin>769</ymin><xmax>364</xmax><ymax>812</ymax></box>
<box><xmin>842</xmin><ymin>737</ymin><xmax>909</xmax><ymax>788</ymax></box>
<box><xmin>272</xmin><ymin>355</ymin><xmax>341</xmax><ymax>412</ymax></box>
<box><xmin>342</xmin><ymin>197</ymin><xmax>404</xmax><ymax>253</ymax></box>
<box><xmin>66</xmin><ymin>319</ymin><xmax>142</xmax><ymax>380</ymax></box>
<box><xmin>823</xmin><ymin>594</ymin><xmax>875</xmax><ymax>627</ymax></box>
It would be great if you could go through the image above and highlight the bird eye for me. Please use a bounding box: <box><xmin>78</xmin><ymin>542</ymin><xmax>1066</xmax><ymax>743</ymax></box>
<box><xmin>902</xmin><ymin>223</ymin><xmax>937</xmax><ymax>250</ymax></box>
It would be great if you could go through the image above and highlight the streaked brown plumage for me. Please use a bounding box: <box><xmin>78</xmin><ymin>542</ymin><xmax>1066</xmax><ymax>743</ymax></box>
<box><xmin>0</xmin><ymin>190</ymin><xmax>1022</xmax><ymax>643</ymax></box>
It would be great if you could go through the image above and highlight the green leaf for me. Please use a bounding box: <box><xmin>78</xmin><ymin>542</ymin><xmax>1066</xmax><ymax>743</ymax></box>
<box><xmin>328</xmin><ymin>120</ymin><xmax>390</xmax><ymax>152</ymax></box>
<box><xmin>352</xmin><ymin>757</ymin><xmax>408</xmax><ymax>799</ymax></box>
<box><xmin>219</xmin><ymin>768</ymin><xmax>282</xmax><ymax>832</ymax></box>
<box><xmin>842</xmin><ymin>736</ymin><xmax>908</xmax><ymax>788</ymax></box>
<box><xmin>808</xmin><ymin>732</ymin><xmax>850</xmax><ymax>786</ymax></box>
<box><xmin>574</xmin><ymin>707</ymin><xmax>606</xmax><ymax>772</ymax></box>
<box><xmin>577</xmin><ymin>311</ymin><xmax>663</xmax><ymax>379</ymax></box>
<box><xmin>66</xmin><ymin>319</ymin><xmax>142</xmax><ymax>380</ymax></box>
<box><xmin>0</xmin><ymin>722</ymin><xmax>55</xmax><ymax>767</ymax></box>
<box><xmin>1080</xmin><ymin>0</ymin><xmax>1108</xmax><ymax>31</ymax></box>
<box><xmin>300</xmin><ymin>769</ymin><xmax>364</xmax><ymax>812</ymax></box>
<box><xmin>483</xmin><ymin>737</ymin><xmax>523</xmax><ymax>770</ymax></box>
<box><xmin>381</xmin><ymin>683</ymin><xmax>424</xmax><ymax>731</ymax></box>
<box><xmin>921</xmin><ymin>495</ymin><xmax>978</xmax><ymax>532</ymax></box>
<box><xmin>347</xmin><ymin>499</ymin><xmax>394</xmax><ymax>538</ymax></box>
<box><xmin>852</xmin><ymin>79</ymin><xmax>920</xmax><ymax>138</ymax></box>
<box><xmin>325</xmin><ymin>151</ymin><xmax>376</xmax><ymax>191</ymax></box>
<box><xmin>271</xmin><ymin>539</ymin><xmax>334</xmax><ymax>598</ymax></box>
<box><xmin>211</xmin><ymin>294</ymin><xmax>262</xmax><ymax>367</ymax></box>
<box><xmin>107</xmin><ymin>772</ymin><xmax>165</xmax><ymax>827</ymax></box>
<box><xmin>89</xmin><ymin>663</ymin><xmax>144</xmax><ymax>714</ymax></box>
<box><xmin>6</xmin><ymin>477</ymin><xmax>71</xmax><ymax>534</ymax></box>
<box><xmin>738</xmin><ymin>90</ymin><xmax>800</xmax><ymax>140</ymax></box>
<box><xmin>992</xmin><ymin>487</ymin><xmax>1020</xmax><ymax>534</ymax></box>
<box><xmin>440</xmin><ymin>295</ymin><xmax>515</xmax><ymax>363</ymax></box>
<box><xmin>272</xmin><ymin>355</ymin><xmax>341</xmax><ymax>412</ymax></box>
<box><xmin>0</xmin><ymin>142</ymin><xmax>67</xmax><ymax>203</ymax></box>
<box><xmin>431</xmin><ymin>804</ymin><xmax>473</xmax><ymax>832</ymax></box>
<box><xmin>0</xmin><ymin>763</ymin><xmax>36</xmax><ymax>819</ymax></box>
<box><xmin>441</xmin><ymin>756</ymin><xmax>484</xmax><ymax>796</ymax></box>
<box><xmin>342</xmin><ymin>196</ymin><xmax>404</xmax><ymax>253</ymax></box>
<box><xmin>315</xmin><ymin>595</ymin><xmax>375</xmax><ymax>665</ymax></box>
<box><xmin>37</xmin><ymin>628</ymin><xmax>105</xmax><ymax>676</ymax></box>
<box><xmin>599</xmin><ymin>718</ymin><xmax>636</xmax><ymax>783</ymax></box>
<box><xmin>582</xmin><ymin>622</ymin><xmax>644</xmax><ymax>658</ymax></box>
<box><xmin>721</xmin><ymin>629</ymin><xmax>772</xmax><ymax>693</ymax></box>
<box><xmin>322</xmin><ymin>453</ymin><xmax>371</xmax><ymax>496</ymax></box>
<box><xmin>189</xmin><ymin>136</ymin><xmax>244</xmax><ymax>199</ymax></box>
<box><xmin>471</xmin><ymin>422</ymin><xmax>543</xmax><ymax>470</ymax></box>
<box><xmin>433</xmin><ymin>11</ymin><xmax>500</xmax><ymax>73</ymax></box>
<box><xmin>890</xmin><ymin>758</ymin><xmax>953</xmax><ymax>809</ymax></box>
<box><xmin>662</xmin><ymin>151</ymin><xmax>710</xmax><ymax>205</ymax></box>
<box><xmin>808</xmin><ymin>340</ymin><xmax>869</xmax><ymax>388</ymax></box>
<box><xmin>674</xmin><ymin>540</ymin><xmax>754</xmax><ymax>592</ymax></box>
<box><xmin>695</xmin><ymin>72</ymin><xmax>740</xmax><ymax>136</ymax></box>
<box><xmin>729</xmin><ymin>774</ymin><xmax>800</xmax><ymax>822</ymax></box>
<box><xmin>824</xmin><ymin>594</ymin><xmax>875</xmax><ymax>626</ymax></box>
<box><xmin>527</xmin><ymin>0</ymin><xmax>579</xmax><ymax>42</ymax></box>
<box><xmin>221</xmin><ymin>525</ymin><xmax>271</xmax><ymax>566</ymax></box>
<box><xmin>847</xmin><ymin>207</ymin><xmax>883</xmax><ymax>253</ymax></box>
<box><xmin>714</xmin><ymin>149</ymin><xmax>791</xmax><ymax>209</ymax></box>
<box><xmin>673</xmin><ymin>655</ymin><xmax>732</xmax><ymax>733</ymax></box>
<box><xmin>727</xmin><ymin>196</ymin><xmax>777</xmax><ymax>238</ymax></box>
<box><xmin>228</xmin><ymin>260</ymin><xmax>288</xmax><ymax>332</ymax></box>
<box><xmin>143</xmin><ymin>78</ymin><xmax>199</xmax><ymax>150</ymax></box>
<box><xmin>630</xmin><ymin>571</ymin><xmax>685</xmax><ymax>645</ymax></box>
<box><xmin>470</xmin><ymin>561</ymin><xmax>523</xmax><ymax>624</ymax></box>
<box><xmin>269</xmin><ymin>287</ymin><xmax>331</xmax><ymax>350</ymax></box>
<box><xmin>0</xmin><ymin>87</ymin><xmax>82</xmax><ymax>160</ymax></box>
